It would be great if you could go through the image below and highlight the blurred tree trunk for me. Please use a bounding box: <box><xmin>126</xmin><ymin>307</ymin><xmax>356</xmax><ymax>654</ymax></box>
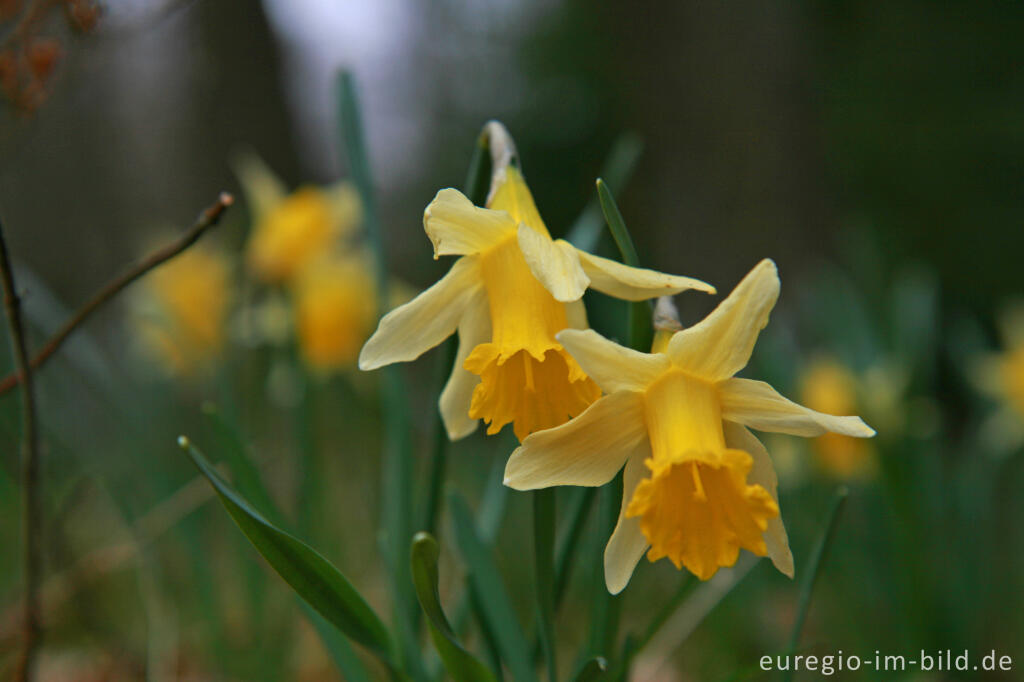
<box><xmin>0</xmin><ymin>0</ymin><xmax>299</xmax><ymax>305</ymax></box>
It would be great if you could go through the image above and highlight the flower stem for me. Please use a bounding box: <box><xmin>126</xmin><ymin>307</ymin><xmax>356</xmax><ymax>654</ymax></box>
<box><xmin>533</xmin><ymin>489</ymin><xmax>558</xmax><ymax>682</ymax></box>
<box><xmin>337</xmin><ymin>71</ymin><xmax>422</xmax><ymax>680</ymax></box>
<box><xmin>782</xmin><ymin>486</ymin><xmax>849</xmax><ymax>682</ymax></box>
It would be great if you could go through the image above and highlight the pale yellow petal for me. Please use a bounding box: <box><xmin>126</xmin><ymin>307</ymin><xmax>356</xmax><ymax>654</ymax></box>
<box><xmin>517</xmin><ymin>226</ymin><xmax>589</xmax><ymax>302</ymax></box>
<box><xmin>439</xmin><ymin>290</ymin><xmax>491</xmax><ymax>440</ymax></box>
<box><xmin>556</xmin><ymin>329</ymin><xmax>670</xmax><ymax>393</ymax></box>
<box><xmin>723</xmin><ymin>421</ymin><xmax>793</xmax><ymax>578</ymax></box>
<box><xmin>423</xmin><ymin>189</ymin><xmax>516</xmax><ymax>258</ymax></box>
<box><xmin>575</xmin><ymin>249</ymin><xmax>715</xmax><ymax>301</ymax></box>
<box><xmin>358</xmin><ymin>257</ymin><xmax>481</xmax><ymax>370</ymax></box>
<box><xmin>231</xmin><ymin>150</ymin><xmax>288</xmax><ymax>221</ymax></box>
<box><xmin>604</xmin><ymin>453</ymin><xmax>651</xmax><ymax>594</ymax></box>
<box><xmin>504</xmin><ymin>390</ymin><xmax>647</xmax><ymax>490</ymax></box>
<box><xmin>667</xmin><ymin>259</ymin><xmax>779</xmax><ymax>381</ymax></box>
<box><xmin>720</xmin><ymin>378</ymin><xmax>876</xmax><ymax>438</ymax></box>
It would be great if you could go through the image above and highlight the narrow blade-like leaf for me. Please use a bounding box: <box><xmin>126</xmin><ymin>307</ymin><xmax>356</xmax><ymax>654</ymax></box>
<box><xmin>179</xmin><ymin>436</ymin><xmax>394</xmax><ymax>666</ymax></box>
<box><xmin>450</xmin><ymin>492</ymin><xmax>537</xmax><ymax>682</ymax></box>
<box><xmin>411</xmin><ymin>532</ymin><xmax>497</xmax><ymax>682</ymax></box>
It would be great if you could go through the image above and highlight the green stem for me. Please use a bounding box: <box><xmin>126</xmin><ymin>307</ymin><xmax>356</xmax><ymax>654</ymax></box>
<box><xmin>533</xmin><ymin>489</ymin><xmax>558</xmax><ymax>682</ymax></box>
<box><xmin>586</xmin><ymin>478</ymin><xmax>622</xmax><ymax>659</ymax></box>
<box><xmin>420</xmin><ymin>128</ymin><xmax>491</xmax><ymax>541</ymax></box>
<box><xmin>337</xmin><ymin>71</ymin><xmax>421</xmax><ymax>680</ymax></box>
<box><xmin>554</xmin><ymin>487</ymin><xmax>596</xmax><ymax>609</ymax></box>
<box><xmin>782</xmin><ymin>486</ymin><xmax>849</xmax><ymax>682</ymax></box>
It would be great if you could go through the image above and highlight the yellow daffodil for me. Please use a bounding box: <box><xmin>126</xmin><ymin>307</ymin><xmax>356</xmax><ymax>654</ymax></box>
<box><xmin>293</xmin><ymin>254</ymin><xmax>377</xmax><ymax>372</ymax></box>
<box><xmin>800</xmin><ymin>357</ymin><xmax>877</xmax><ymax>479</ymax></box>
<box><xmin>972</xmin><ymin>304</ymin><xmax>1024</xmax><ymax>450</ymax></box>
<box><xmin>359</xmin><ymin>155</ymin><xmax>714</xmax><ymax>442</ymax></box>
<box><xmin>134</xmin><ymin>245</ymin><xmax>231</xmax><ymax>376</ymax></box>
<box><xmin>234</xmin><ymin>152</ymin><xmax>361</xmax><ymax>284</ymax></box>
<box><xmin>505</xmin><ymin>259</ymin><xmax>875</xmax><ymax>591</ymax></box>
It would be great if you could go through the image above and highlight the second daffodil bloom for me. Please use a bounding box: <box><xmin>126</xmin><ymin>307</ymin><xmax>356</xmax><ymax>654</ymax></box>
<box><xmin>293</xmin><ymin>254</ymin><xmax>377</xmax><ymax>372</ymax></box>
<box><xmin>505</xmin><ymin>259</ymin><xmax>875</xmax><ymax>591</ymax></box>
<box><xmin>234</xmin><ymin>152</ymin><xmax>362</xmax><ymax>284</ymax></box>
<box><xmin>359</xmin><ymin>137</ymin><xmax>714</xmax><ymax>441</ymax></box>
<box><xmin>134</xmin><ymin>245</ymin><xmax>231</xmax><ymax>377</ymax></box>
<box><xmin>800</xmin><ymin>357</ymin><xmax>877</xmax><ymax>479</ymax></box>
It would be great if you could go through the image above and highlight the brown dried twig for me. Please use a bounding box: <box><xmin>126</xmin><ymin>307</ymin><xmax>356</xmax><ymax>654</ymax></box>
<box><xmin>0</xmin><ymin>192</ymin><xmax>234</xmax><ymax>396</ymax></box>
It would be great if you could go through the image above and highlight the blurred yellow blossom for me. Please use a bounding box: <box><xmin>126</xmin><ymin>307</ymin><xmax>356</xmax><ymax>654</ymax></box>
<box><xmin>234</xmin><ymin>152</ymin><xmax>361</xmax><ymax>284</ymax></box>
<box><xmin>134</xmin><ymin>245</ymin><xmax>231</xmax><ymax>377</ymax></box>
<box><xmin>293</xmin><ymin>254</ymin><xmax>377</xmax><ymax>372</ymax></box>
<box><xmin>359</xmin><ymin>123</ymin><xmax>714</xmax><ymax>442</ymax></box>
<box><xmin>973</xmin><ymin>303</ymin><xmax>1024</xmax><ymax>451</ymax></box>
<box><xmin>800</xmin><ymin>357</ymin><xmax>878</xmax><ymax>479</ymax></box>
<box><xmin>505</xmin><ymin>260</ymin><xmax>875</xmax><ymax>590</ymax></box>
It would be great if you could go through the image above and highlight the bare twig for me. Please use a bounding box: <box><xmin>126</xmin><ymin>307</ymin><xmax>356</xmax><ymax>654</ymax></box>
<box><xmin>0</xmin><ymin>192</ymin><xmax>234</xmax><ymax>396</ymax></box>
<box><xmin>0</xmin><ymin>213</ymin><xmax>43</xmax><ymax>681</ymax></box>
<box><xmin>0</xmin><ymin>474</ymin><xmax>215</xmax><ymax>647</ymax></box>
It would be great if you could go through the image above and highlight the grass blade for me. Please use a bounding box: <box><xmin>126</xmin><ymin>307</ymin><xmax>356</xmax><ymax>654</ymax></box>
<box><xmin>595</xmin><ymin>178</ymin><xmax>639</xmax><ymax>267</ymax></box>
<box><xmin>337</xmin><ymin>70</ymin><xmax>421</xmax><ymax>677</ymax></box>
<box><xmin>533</xmin><ymin>489</ymin><xmax>557</xmax><ymax>681</ymax></box>
<box><xmin>450</xmin><ymin>491</ymin><xmax>537</xmax><ymax>682</ymax></box>
<box><xmin>595</xmin><ymin>178</ymin><xmax>651</xmax><ymax>352</ymax></box>
<box><xmin>571</xmin><ymin>657</ymin><xmax>608</xmax><ymax>682</ymax></box>
<box><xmin>179</xmin><ymin>436</ymin><xmax>396</xmax><ymax>669</ymax></box>
<box><xmin>782</xmin><ymin>486</ymin><xmax>849</xmax><ymax>682</ymax></box>
<box><xmin>566</xmin><ymin>134</ymin><xmax>644</xmax><ymax>251</ymax></box>
<box><xmin>411</xmin><ymin>532</ymin><xmax>497</xmax><ymax>682</ymax></box>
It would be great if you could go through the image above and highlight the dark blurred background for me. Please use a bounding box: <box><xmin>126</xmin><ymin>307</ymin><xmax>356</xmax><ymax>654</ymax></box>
<box><xmin>3</xmin><ymin>0</ymin><xmax>1021</xmax><ymax>315</ymax></box>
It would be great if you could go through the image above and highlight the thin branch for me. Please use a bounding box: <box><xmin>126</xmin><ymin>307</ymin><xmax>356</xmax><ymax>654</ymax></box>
<box><xmin>0</xmin><ymin>212</ymin><xmax>43</xmax><ymax>682</ymax></box>
<box><xmin>0</xmin><ymin>192</ymin><xmax>234</xmax><ymax>396</ymax></box>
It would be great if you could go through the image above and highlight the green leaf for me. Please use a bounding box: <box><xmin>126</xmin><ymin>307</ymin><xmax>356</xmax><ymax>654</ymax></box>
<box><xmin>178</xmin><ymin>436</ymin><xmax>396</xmax><ymax>667</ymax></box>
<box><xmin>566</xmin><ymin>133</ymin><xmax>643</xmax><ymax>251</ymax></box>
<box><xmin>572</xmin><ymin>657</ymin><xmax>608</xmax><ymax>682</ymax></box>
<box><xmin>337</xmin><ymin>70</ymin><xmax>422</xmax><ymax>679</ymax></box>
<box><xmin>595</xmin><ymin>178</ymin><xmax>639</xmax><ymax>268</ymax></box>
<box><xmin>410</xmin><ymin>532</ymin><xmax>498</xmax><ymax>682</ymax></box>
<box><xmin>201</xmin><ymin>403</ymin><xmax>282</xmax><ymax>527</ymax></box>
<box><xmin>596</xmin><ymin>178</ymin><xmax>652</xmax><ymax>352</ymax></box>
<box><xmin>450</xmin><ymin>491</ymin><xmax>538</xmax><ymax>682</ymax></box>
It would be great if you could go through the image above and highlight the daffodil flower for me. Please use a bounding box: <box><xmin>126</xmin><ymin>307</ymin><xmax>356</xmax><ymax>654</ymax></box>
<box><xmin>504</xmin><ymin>259</ymin><xmax>875</xmax><ymax>591</ymax></box>
<box><xmin>972</xmin><ymin>304</ymin><xmax>1024</xmax><ymax>451</ymax></box>
<box><xmin>134</xmin><ymin>245</ymin><xmax>231</xmax><ymax>377</ymax></box>
<box><xmin>233</xmin><ymin>152</ymin><xmax>361</xmax><ymax>284</ymax></box>
<box><xmin>800</xmin><ymin>357</ymin><xmax>877</xmax><ymax>479</ymax></box>
<box><xmin>293</xmin><ymin>254</ymin><xmax>377</xmax><ymax>372</ymax></box>
<box><xmin>359</xmin><ymin>163</ymin><xmax>715</xmax><ymax>442</ymax></box>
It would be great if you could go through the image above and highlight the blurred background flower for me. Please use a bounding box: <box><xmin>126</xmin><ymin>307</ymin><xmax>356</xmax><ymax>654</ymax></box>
<box><xmin>131</xmin><ymin>243</ymin><xmax>232</xmax><ymax>378</ymax></box>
